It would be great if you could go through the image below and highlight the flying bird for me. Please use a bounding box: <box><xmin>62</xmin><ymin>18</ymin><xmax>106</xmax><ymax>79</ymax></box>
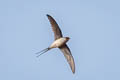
<box><xmin>36</xmin><ymin>14</ymin><xmax>75</xmax><ymax>74</ymax></box>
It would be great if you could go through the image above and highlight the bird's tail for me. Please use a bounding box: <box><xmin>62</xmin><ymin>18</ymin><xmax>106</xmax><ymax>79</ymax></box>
<box><xmin>35</xmin><ymin>47</ymin><xmax>51</xmax><ymax>57</ymax></box>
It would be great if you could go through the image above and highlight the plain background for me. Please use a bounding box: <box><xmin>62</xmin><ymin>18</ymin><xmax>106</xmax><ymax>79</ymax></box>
<box><xmin>0</xmin><ymin>0</ymin><xmax>120</xmax><ymax>80</ymax></box>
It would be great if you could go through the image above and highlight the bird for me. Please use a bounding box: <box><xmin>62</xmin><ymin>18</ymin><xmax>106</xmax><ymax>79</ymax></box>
<box><xmin>36</xmin><ymin>14</ymin><xmax>75</xmax><ymax>74</ymax></box>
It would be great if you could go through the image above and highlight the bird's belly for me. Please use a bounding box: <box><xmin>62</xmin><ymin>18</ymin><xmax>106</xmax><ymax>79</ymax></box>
<box><xmin>50</xmin><ymin>38</ymin><xmax>67</xmax><ymax>48</ymax></box>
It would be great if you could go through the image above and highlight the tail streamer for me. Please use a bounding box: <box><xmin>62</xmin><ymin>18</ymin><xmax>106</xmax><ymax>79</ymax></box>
<box><xmin>36</xmin><ymin>48</ymin><xmax>50</xmax><ymax>57</ymax></box>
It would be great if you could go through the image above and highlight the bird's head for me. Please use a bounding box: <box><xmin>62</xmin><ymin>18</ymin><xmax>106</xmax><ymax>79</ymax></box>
<box><xmin>66</xmin><ymin>37</ymin><xmax>70</xmax><ymax>41</ymax></box>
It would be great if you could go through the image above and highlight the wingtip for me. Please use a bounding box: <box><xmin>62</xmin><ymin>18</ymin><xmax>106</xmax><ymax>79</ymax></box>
<box><xmin>72</xmin><ymin>71</ymin><xmax>75</xmax><ymax>74</ymax></box>
<box><xmin>72</xmin><ymin>69</ymin><xmax>75</xmax><ymax>74</ymax></box>
<box><xmin>72</xmin><ymin>64</ymin><xmax>75</xmax><ymax>74</ymax></box>
<box><xmin>46</xmin><ymin>14</ymin><xmax>50</xmax><ymax>17</ymax></box>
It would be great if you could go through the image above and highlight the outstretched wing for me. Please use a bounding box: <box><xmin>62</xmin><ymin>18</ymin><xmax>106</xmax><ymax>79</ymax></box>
<box><xmin>47</xmin><ymin>14</ymin><xmax>63</xmax><ymax>40</ymax></box>
<box><xmin>59</xmin><ymin>44</ymin><xmax>75</xmax><ymax>74</ymax></box>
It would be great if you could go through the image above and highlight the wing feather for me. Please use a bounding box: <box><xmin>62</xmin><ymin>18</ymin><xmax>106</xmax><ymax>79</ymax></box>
<box><xmin>47</xmin><ymin>14</ymin><xmax>63</xmax><ymax>40</ymax></box>
<box><xmin>59</xmin><ymin>44</ymin><xmax>75</xmax><ymax>74</ymax></box>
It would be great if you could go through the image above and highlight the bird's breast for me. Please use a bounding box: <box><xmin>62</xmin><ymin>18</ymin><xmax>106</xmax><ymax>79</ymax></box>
<box><xmin>50</xmin><ymin>38</ymin><xmax>68</xmax><ymax>48</ymax></box>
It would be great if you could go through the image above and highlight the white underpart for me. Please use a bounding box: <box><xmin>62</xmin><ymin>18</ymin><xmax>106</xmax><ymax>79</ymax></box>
<box><xmin>50</xmin><ymin>38</ymin><xmax>68</xmax><ymax>48</ymax></box>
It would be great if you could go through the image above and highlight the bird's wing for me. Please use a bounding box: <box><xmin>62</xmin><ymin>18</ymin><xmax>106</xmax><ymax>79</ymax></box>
<box><xmin>59</xmin><ymin>44</ymin><xmax>75</xmax><ymax>74</ymax></box>
<box><xmin>47</xmin><ymin>14</ymin><xmax>63</xmax><ymax>40</ymax></box>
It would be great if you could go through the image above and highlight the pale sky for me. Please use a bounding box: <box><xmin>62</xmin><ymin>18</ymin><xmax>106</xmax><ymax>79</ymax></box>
<box><xmin>0</xmin><ymin>0</ymin><xmax>120</xmax><ymax>80</ymax></box>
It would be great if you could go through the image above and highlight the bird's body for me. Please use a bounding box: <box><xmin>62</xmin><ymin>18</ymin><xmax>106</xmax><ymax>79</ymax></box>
<box><xmin>49</xmin><ymin>37</ymin><xmax>69</xmax><ymax>48</ymax></box>
<box><xmin>36</xmin><ymin>14</ymin><xmax>75</xmax><ymax>74</ymax></box>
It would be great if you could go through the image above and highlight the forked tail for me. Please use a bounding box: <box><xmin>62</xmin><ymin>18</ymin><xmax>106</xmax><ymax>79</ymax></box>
<box><xmin>35</xmin><ymin>48</ymin><xmax>51</xmax><ymax>57</ymax></box>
